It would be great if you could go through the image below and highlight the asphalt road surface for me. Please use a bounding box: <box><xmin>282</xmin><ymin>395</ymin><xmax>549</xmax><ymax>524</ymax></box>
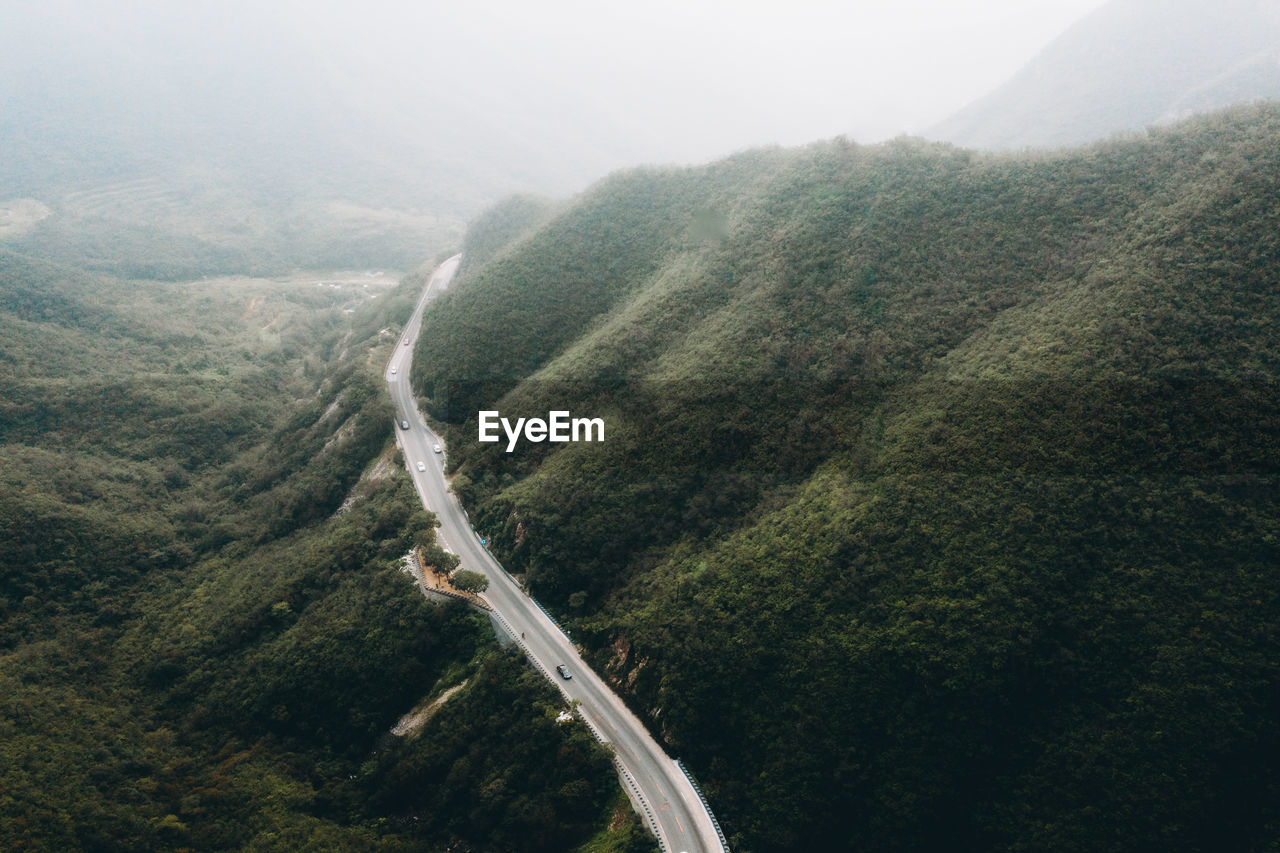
<box><xmin>386</xmin><ymin>255</ymin><xmax>725</xmax><ymax>853</ymax></box>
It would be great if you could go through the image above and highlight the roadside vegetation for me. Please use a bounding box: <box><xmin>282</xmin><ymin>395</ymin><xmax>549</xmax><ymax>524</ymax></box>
<box><xmin>415</xmin><ymin>104</ymin><xmax>1280</xmax><ymax>852</ymax></box>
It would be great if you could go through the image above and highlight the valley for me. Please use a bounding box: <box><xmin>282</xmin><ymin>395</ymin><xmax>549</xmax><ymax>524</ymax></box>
<box><xmin>0</xmin><ymin>251</ymin><xmax>649</xmax><ymax>852</ymax></box>
<box><xmin>388</xmin><ymin>256</ymin><xmax>723</xmax><ymax>853</ymax></box>
<box><xmin>4</xmin><ymin>1</ymin><xmax>1280</xmax><ymax>848</ymax></box>
<box><xmin>4</xmin><ymin>103</ymin><xmax>1278</xmax><ymax>850</ymax></box>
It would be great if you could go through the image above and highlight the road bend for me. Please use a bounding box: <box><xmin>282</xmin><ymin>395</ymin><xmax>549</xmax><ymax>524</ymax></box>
<box><xmin>385</xmin><ymin>255</ymin><xmax>724</xmax><ymax>853</ymax></box>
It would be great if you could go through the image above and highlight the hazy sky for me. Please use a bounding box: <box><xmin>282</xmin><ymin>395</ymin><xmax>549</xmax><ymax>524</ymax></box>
<box><xmin>3</xmin><ymin>0</ymin><xmax>1114</xmax><ymax>200</ymax></box>
<box><xmin>284</xmin><ymin>0</ymin><xmax>1113</xmax><ymax>163</ymax></box>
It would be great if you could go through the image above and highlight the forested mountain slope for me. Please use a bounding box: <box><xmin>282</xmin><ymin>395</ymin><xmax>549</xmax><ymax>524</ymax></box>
<box><xmin>414</xmin><ymin>104</ymin><xmax>1280</xmax><ymax>852</ymax></box>
<box><xmin>0</xmin><ymin>253</ymin><xmax>647</xmax><ymax>851</ymax></box>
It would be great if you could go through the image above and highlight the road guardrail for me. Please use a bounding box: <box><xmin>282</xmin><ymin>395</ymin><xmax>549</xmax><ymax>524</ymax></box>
<box><xmin>577</xmin><ymin>711</ymin><xmax>666</xmax><ymax>851</ymax></box>
<box><xmin>677</xmin><ymin>758</ymin><xmax>731</xmax><ymax>853</ymax></box>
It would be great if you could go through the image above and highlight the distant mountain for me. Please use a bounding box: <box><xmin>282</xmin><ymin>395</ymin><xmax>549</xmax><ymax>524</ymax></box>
<box><xmin>929</xmin><ymin>0</ymin><xmax>1280</xmax><ymax>150</ymax></box>
<box><xmin>414</xmin><ymin>105</ymin><xmax>1280</xmax><ymax>852</ymax></box>
<box><xmin>0</xmin><ymin>2</ymin><xmax>650</xmax><ymax>277</ymax></box>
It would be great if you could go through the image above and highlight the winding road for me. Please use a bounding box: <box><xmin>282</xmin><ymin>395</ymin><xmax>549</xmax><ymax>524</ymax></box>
<box><xmin>385</xmin><ymin>255</ymin><xmax>726</xmax><ymax>853</ymax></box>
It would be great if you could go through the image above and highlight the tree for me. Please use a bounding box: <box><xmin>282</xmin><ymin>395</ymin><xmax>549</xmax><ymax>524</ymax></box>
<box><xmin>451</xmin><ymin>570</ymin><xmax>489</xmax><ymax>594</ymax></box>
<box><xmin>419</xmin><ymin>544</ymin><xmax>460</xmax><ymax>575</ymax></box>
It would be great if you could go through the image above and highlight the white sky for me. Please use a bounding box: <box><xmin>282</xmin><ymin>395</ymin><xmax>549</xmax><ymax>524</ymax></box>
<box><xmin>285</xmin><ymin>0</ymin><xmax>1112</xmax><ymax>164</ymax></box>
<box><xmin>2</xmin><ymin>0</ymin><xmax>1115</xmax><ymax>198</ymax></box>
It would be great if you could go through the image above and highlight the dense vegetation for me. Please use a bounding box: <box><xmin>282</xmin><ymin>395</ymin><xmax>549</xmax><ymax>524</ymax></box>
<box><xmin>415</xmin><ymin>104</ymin><xmax>1280</xmax><ymax>851</ymax></box>
<box><xmin>0</xmin><ymin>249</ymin><xmax>644</xmax><ymax>851</ymax></box>
<box><xmin>455</xmin><ymin>194</ymin><xmax>560</xmax><ymax>279</ymax></box>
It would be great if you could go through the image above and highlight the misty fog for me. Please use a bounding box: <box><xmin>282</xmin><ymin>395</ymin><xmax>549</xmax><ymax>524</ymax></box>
<box><xmin>2</xmin><ymin>0</ymin><xmax>1109</xmax><ymax>209</ymax></box>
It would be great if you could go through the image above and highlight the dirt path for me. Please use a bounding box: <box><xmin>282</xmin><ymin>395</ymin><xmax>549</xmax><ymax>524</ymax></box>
<box><xmin>391</xmin><ymin>680</ymin><xmax>469</xmax><ymax>737</ymax></box>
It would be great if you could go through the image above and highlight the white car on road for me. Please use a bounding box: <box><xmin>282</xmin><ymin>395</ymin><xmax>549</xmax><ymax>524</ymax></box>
<box><xmin>416</xmin><ymin>461</ymin><xmax>425</xmax><ymax>472</ymax></box>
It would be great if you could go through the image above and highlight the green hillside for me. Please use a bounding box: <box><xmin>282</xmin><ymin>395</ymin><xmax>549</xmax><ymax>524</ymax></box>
<box><xmin>0</xmin><ymin>251</ymin><xmax>644</xmax><ymax>851</ymax></box>
<box><xmin>414</xmin><ymin>104</ymin><xmax>1280</xmax><ymax>851</ymax></box>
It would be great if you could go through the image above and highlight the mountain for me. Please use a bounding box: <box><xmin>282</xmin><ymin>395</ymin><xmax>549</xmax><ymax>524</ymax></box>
<box><xmin>415</xmin><ymin>104</ymin><xmax>1280</xmax><ymax>852</ymax></box>
<box><xmin>928</xmin><ymin>0</ymin><xmax>1280</xmax><ymax>150</ymax></box>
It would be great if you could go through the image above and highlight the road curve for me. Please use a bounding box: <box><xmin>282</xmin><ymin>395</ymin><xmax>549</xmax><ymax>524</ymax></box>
<box><xmin>385</xmin><ymin>255</ymin><xmax>725</xmax><ymax>853</ymax></box>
